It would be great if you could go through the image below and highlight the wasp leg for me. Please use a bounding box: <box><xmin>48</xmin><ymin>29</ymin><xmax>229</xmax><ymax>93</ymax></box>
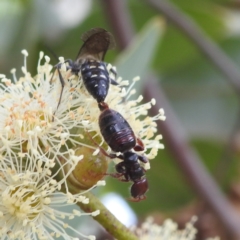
<box><xmin>56</xmin><ymin>68</ymin><xmax>65</xmax><ymax>111</ymax></box>
<box><xmin>85</xmin><ymin>130</ymin><xmax>124</xmax><ymax>160</ymax></box>
<box><xmin>106</xmin><ymin>63</ymin><xmax>118</xmax><ymax>85</ymax></box>
<box><xmin>51</xmin><ymin>67</ymin><xmax>65</xmax><ymax>121</ymax></box>
<box><xmin>138</xmin><ymin>154</ymin><xmax>148</xmax><ymax>164</ymax></box>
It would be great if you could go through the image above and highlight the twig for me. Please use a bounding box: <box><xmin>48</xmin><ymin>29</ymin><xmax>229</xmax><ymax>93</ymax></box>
<box><xmin>100</xmin><ymin>0</ymin><xmax>134</xmax><ymax>49</ymax></box>
<box><xmin>146</xmin><ymin>0</ymin><xmax>240</xmax><ymax>94</ymax></box>
<box><xmin>215</xmin><ymin>109</ymin><xmax>240</xmax><ymax>183</ymax></box>
<box><xmin>77</xmin><ymin>191</ymin><xmax>138</xmax><ymax>240</ymax></box>
<box><xmin>60</xmin><ymin>157</ymin><xmax>138</xmax><ymax>240</ymax></box>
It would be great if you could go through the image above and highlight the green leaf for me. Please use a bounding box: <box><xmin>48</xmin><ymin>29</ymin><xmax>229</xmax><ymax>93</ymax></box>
<box><xmin>115</xmin><ymin>17</ymin><xmax>165</xmax><ymax>93</ymax></box>
<box><xmin>160</xmin><ymin>36</ymin><xmax>240</xmax><ymax>139</ymax></box>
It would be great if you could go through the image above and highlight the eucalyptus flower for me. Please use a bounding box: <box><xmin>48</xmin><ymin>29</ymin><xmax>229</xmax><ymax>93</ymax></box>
<box><xmin>0</xmin><ymin>153</ymin><xmax>99</xmax><ymax>240</ymax></box>
<box><xmin>0</xmin><ymin>49</ymin><xmax>166</xmax><ymax>239</ymax></box>
<box><xmin>132</xmin><ymin>217</ymin><xmax>220</xmax><ymax>240</ymax></box>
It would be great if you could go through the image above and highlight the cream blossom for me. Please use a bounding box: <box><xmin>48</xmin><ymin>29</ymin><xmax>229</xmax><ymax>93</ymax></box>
<box><xmin>132</xmin><ymin>217</ymin><xmax>220</xmax><ymax>240</ymax></box>
<box><xmin>0</xmin><ymin>49</ymin><xmax>166</xmax><ymax>239</ymax></box>
<box><xmin>0</xmin><ymin>51</ymin><xmax>81</xmax><ymax>159</ymax></box>
<box><xmin>0</xmin><ymin>153</ymin><xmax>100</xmax><ymax>240</ymax></box>
<box><xmin>0</xmin><ymin>51</ymin><xmax>165</xmax><ymax>163</ymax></box>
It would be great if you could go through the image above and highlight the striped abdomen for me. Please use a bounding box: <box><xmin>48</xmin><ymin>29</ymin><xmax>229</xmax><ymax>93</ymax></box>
<box><xmin>81</xmin><ymin>60</ymin><xmax>110</xmax><ymax>102</ymax></box>
<box><xmin>99</xmin><ymin>108</ymin><xmax>136</xmax><ymax>153</ymax></box>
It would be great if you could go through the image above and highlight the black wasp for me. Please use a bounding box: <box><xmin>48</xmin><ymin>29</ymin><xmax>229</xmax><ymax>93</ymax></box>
<box><xmin>56</xmin><ymin>28</ymin><xmax>118</xmax><ymax>109</ymax></box>
<box><xmin>96</xmin><ymin>102</ymin><xmax>149</xmax><ymax>202</ymax></box>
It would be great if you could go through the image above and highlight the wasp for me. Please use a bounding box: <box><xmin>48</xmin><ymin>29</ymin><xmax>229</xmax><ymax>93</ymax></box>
<box><xmin>97</xmin><ymin>102</ymin><xmax>149</xmax><ymax>201</ymax></box>
<box><xmin>56</xmin><ymin>28</ymin><xmax>118</xmax><ymax>110</ymax></box>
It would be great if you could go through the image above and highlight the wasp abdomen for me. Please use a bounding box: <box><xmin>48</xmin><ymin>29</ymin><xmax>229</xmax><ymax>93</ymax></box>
<box><xmin>110</xmin><ymin>129</ymin><xmax>136</xmax><ymax>152</ymax></box>
<box><xmin>81</xmin><ymin>60</ymin><xmax>110</xmax><ymax>102</ymax></box>
<box><xmin>99</xmin><ymin>108</ymin><xmax>136</xmax><ymax>152</ymax></box>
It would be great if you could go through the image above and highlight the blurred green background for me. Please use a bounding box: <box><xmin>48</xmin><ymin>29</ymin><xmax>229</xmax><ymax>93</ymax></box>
<box><xmin>1</xmin><ymin>0</ymin><xmax>240</xmax><ymax>238</ymax></box>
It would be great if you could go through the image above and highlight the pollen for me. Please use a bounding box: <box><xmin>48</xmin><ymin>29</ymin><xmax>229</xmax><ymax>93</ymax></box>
<box><xmin>2</xmin><ymin>185</ymin><xmax>42</xmax><ymax>222</ymax></box>
<box><xmin>6</xmin><ymin>102</ymin><xmax>51</xmax><ymax>138</ymax></box>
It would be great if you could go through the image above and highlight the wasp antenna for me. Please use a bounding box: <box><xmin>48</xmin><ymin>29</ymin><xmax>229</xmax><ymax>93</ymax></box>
<box><xmin>44</xmin><ymin>44</ymin><xmax>59</xmax><ymax>62</ymax></box>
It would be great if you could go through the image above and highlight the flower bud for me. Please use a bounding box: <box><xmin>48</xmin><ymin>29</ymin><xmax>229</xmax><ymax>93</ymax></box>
<box><xmin>69</xmin><ymin>145</ymin><xmax>108</xmax><ymax>190</ymax></box>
